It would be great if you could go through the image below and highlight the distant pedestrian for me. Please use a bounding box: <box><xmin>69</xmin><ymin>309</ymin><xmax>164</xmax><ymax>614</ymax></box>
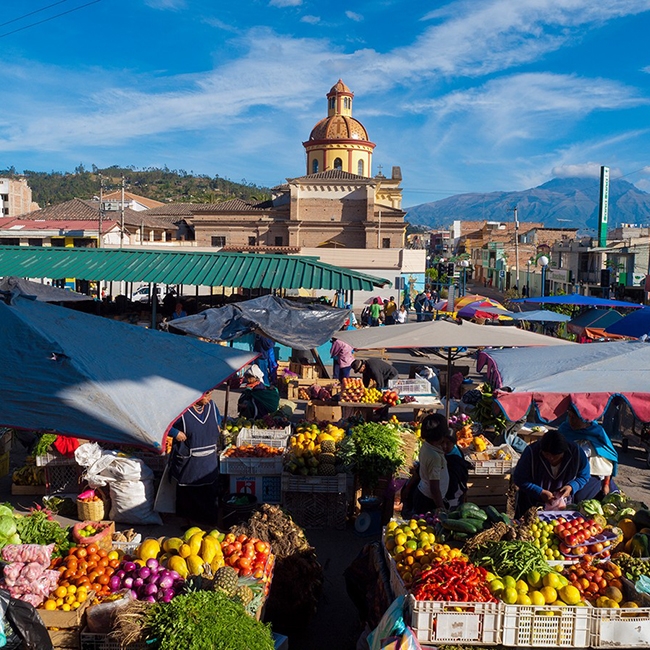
<box><xmin>521</xmin><ymin>285</ymin><xmax>528</xmax><ymax>298</ymax></box>
<box><xmin>395</xmin><ymin>304</ymin><xmax>408</xmax><ymax>324</ymax></box>
<box><xmin>384</xmin><ymin>296</ymin><xmax>397</xmax><ymax>324</ymax></box>
<box><xmin>369</xmin><ymin>298</ymin><xmax>382</xmax><ymax>327</ymax></box>
<box><xmin>414</xmin><ymin>291</ymin><xmax>427</xmax><ymax>322</ymax></box>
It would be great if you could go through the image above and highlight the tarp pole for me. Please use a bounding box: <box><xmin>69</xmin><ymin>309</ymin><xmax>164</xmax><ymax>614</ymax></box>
<box><xmin>445</xmin><ymin>348</ymin><xmax>452</xmax><ymax>421</ymax></box>
<box><xmin>312</xmin><ymin>348</ymin><xmax>329</xmax><ymax>379</ymax></box>
<box><xmin>151</xmin><ymin>283</ymin><xmax>158</xmax><ymax>330</ymax></box>
<box><xmin>224</xmin><ymin>383</ymin><xmax>230</xmax><ymax>420</ymax></box>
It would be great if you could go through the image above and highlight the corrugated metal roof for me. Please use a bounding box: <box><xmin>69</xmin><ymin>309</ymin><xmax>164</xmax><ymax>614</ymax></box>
<box><xmin>0</xmin><ymin>246</ymin><xmax>390</xmax><ymax>291</ymax></box>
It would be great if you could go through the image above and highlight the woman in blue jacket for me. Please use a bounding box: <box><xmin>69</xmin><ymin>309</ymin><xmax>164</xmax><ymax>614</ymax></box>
<box><xmin>513</xmin><ymin>429</ymin><xmax>590</xmax><ymax>517</ymax></box>
<box><xmin>558</xmin><ymin>405</ymin><xmax>618</xmax><ymax>500</ymax></box>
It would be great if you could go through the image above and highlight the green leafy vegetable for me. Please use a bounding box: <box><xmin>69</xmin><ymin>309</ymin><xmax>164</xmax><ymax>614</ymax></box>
<box><xmin>0</xmin><ymin>516</ymin><xmax>16</xmax><ymax>538</ymax></box>
<box><xmin>351</xmin><ymin>423</ymin><xmax>405</xmax><ymax>491</ymax></box>
<box><xmin>33</xmin><ymin>433</ymin><xmax>58</xmax><ymax>457</ymax></box>
<box><xmin>146</xmin><ymin>591</ymin><xmax>274</xmax><ymax>650</ymax></box>
<box><xmin>14</xmin><ymin>510</ymin><xmax>71</xmax><ymax>556</ymax></box>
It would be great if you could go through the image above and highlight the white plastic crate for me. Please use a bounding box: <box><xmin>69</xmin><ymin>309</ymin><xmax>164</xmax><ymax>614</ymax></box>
<box><xmin>408</xmin><ymin>596</ymin><xmax>502</xmax><ymax>646</ymax></box>
<box><xmin>501</xmin><ymin>603</ymin><xmax>592</xmax><ymax>648</ymax></box>
<box><xmin>382</xmin><ymin>542</ymin><xmax>407</xmax><ymax>599</ymax></box>
<box><xmin>281</xmin><ymin>472</ymin><xmax>348</xmax><ymax>494</ymax></box>
<box><xmin>36</xmin><ymin>450</ymin><xmax>78</xmax><ymax>466</ymax></box>
<box><xmin>236</xmin><ymin>426</ymin><xmax>291</xmax><ymax>447</ymax></box>
<box><xmin>387</xmin><ymin>378</ymin><xmax>432</xmax><ymax>396</ymax></box>
<box><xmin>467</xmin><ymin>444</ymin><xmax>519</xmax><ymax>475</ymax></box>
<box><xmin>220</xmin><ymin>450</ymin><xmax>285</xmax><ymax>475</ymax></box>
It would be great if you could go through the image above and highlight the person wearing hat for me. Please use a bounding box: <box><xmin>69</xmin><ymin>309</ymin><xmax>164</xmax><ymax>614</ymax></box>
<box><xmin>237</xmin><ymin>365</ymin><xmax>280</xmax><ymax>419</ymax></box>
<box><xmin>513</xmin><ymin>429</ymin><xmax>590</xmax><ymax>518</ymax></box>
<box><xmin>351</xmin><ymin>357</ymin><xmax>399</xmax><ymax>390</ymax></box>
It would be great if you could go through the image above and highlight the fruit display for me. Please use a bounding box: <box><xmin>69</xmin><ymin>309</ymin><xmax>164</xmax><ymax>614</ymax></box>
<box><xmin>384</xmin><ymin>518</ymin><xmax>466</xmax><ymax>585</ymax></box>
<box><xmin>529</xmin><ymin>519</ymin><xmax>563</xmax><ymax>560</ymax></box>
<box><xmin>12</xmin><ymin>463</ymin><xmax>45</xmax><ymax>487</ymax></box>
<box><xmin>221</xmin><ymin>415</ymin><xmax>290</xmax><ymax>446</ymax></box>
<box><xmin>77</xmin><ymin>491</ymin><xmax>103</xmax><ymax>504</ymax></box>
<box><xmin>110</xmin><ymin>557</ymin><xmax>185</xmax><ymax>603</ymax></box>
<box><xmin>285</xmin><ymin>422</ymin><xmax>346</xmax><ymax>476</ymax></box>
<box><xmin>561</xmin><ymin>559</ymin><xmax>638</xmax><ymax>607</ymax></box>
<box><xmin>222</xmin><ymin>444</ymin><xmax>284</xmax><ymax>458</ymax></box>
<box><xmin>410</xmin><ymin>560</ymin><xmax>497</xmax><ymax>602</ymax></box>
<box><xmin>550</xmin><ymin>514</ymin><xmax>614</xmax><ymax>559</ymax></box>
<box><xmin>340</xmin><ymin>378</ymin><xmax>382</xmax><ymax>403</ymax></box>
<box><xmin>382</xmin><ymin>390</ymin><xmax>401</xmax><ymax>406</ymax></box>
<box><xmin>77</xmin><ymin>522</ymin><xmax>102</xmax><ymax>538</ymax></box>
<box><xmin>488</xmin><ymin>568</ymin><xmax>587</xmax><ymax>607</ymax></box>
<box><xmin>613</xmin><ymin>552</ymin><xmax>650</xmax><ymax>581</ymax></box>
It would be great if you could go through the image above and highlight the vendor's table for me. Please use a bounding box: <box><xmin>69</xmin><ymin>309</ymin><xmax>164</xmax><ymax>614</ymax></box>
<box><xmin>339</xmin><ymin>398</ymin><xmax>442</xmax><ymax>420</ymax></box>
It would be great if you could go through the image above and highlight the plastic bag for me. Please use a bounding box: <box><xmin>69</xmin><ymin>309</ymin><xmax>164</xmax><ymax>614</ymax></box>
<box><xmin>380</xmin><ymin>628</ymin><xmax>422</xmax><ymax>650</ymax></box>
<box><xmin>368</xmin><ymin>596</ymin><xmax>407</xmax><ymax>650</ymax></box>
<box><xmin>636</xmin><ymin>575</ymin><xmax>650</xmax><ymax>595</ymax></box>
<box><xmin>0</xmin><ymin>589</ymin><xmax>53</xmax><ymax>650</ymax></box>
<box><xmin>546</xmin><ymin>496</ymin><xmax>567</xmax><ymax>510</ymax></box>
<box><xmin>87</xmin><ymin>590</ymin><xmax>134</xmax><ymax>633</ymax></box>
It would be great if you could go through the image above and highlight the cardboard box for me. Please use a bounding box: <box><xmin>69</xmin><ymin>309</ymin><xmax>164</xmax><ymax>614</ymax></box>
<box><xmin>38</xmin><ymin>594</ymin><xmax>92</xmax><ymax>629</ymax></box>
<box><xmin>48</xmin><ymin>628</ymin><xmax>80</xmax><ymax>649</ymax></box>
<box><xmin>305</xmin><ymin>400</ymin><xmax>342</xmax><ymax>422</ymax></box>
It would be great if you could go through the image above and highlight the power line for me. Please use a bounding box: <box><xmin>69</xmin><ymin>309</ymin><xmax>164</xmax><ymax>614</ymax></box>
<box><xmin>0</xmin><ymin>1</ymin><xmax>69</xmax><ymax>29</ymax></box>
<box><xmin>0</xmin><ymin>0</ymin><xmax>101</xmax><ymax>39</ymax></box>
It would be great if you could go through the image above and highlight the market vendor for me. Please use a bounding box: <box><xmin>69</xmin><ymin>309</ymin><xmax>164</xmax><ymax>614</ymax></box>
<box><xmin>412</xmin><ymin>413</ymin><xmax>450</xmax><ymax>514</ymax></box>
<box><xmin>351</xmin><ymin>358</ymin><xmax>399</xmax><ymax>390</ymax></box>
<box><xmin>168</xmin><ymin>389</ymin><xmax>221</xmax><ymax>525</ymax></box>
<box><xmin>558</xmin><ymin>405</ymin><xmax>619</xmax><ymax>499</ymax></box>
<box><xmin>237</xmin><ymin>365</ymin><xmax>280</xmax><ymax>419</ymax></box>
<box><xmin>513</xmin><ymin>429</ymin><xmax>590</xmax><ymax>518</ymax></box>
<box><xmin>330</xmin><ymin>338</ymin><xmax>355</xmax><ymax>380</ymax></box>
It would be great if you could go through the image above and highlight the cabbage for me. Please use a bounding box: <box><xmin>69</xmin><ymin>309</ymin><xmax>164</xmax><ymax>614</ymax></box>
<box><xmin>602</xmin><ymin>503</ymin><xmax>618</xmax><ymax>518</ymax></box>
<box><xmin>616</xmin><ymin>507</ymin><xmax>637</xmax><ymax>521</ymax></box>
<box><xmin>0</xmin><ymin>515</ymin><xmax>17</xmax><ymax>538</ymax></box>
<box><xmin>0</xmin><ymin>505</ymin><xmax>13</xmax><ymax>519</ymax></box>
<box><xmin>603</xmin><ymin>492</ymin><xmax>627</xmax><ymax>507</ymax></box>
<box><xmin>8</xmin><ymin>533</ymin><xmax>20</xmax><ymax>545</ymax></box>
<box><xmin>579</xmin><ymin>499</ymin><xmax>604</xmax><ymax>516</ymax></box>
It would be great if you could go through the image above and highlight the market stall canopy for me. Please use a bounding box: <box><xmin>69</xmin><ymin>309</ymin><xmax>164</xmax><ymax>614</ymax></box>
<box><xmin>0</xmin><ymin>276</ymin><xmax>94</xmax><ymax>302</ymax></box>
<box><xmin>477</xmin><ymin>341</ymin><xmax>650</xmax><ymax>423</ymax></box>
<box><xmin>168</xmin><ymin>295</ymin><xmax>349</xmax><ymax>349</ymax></box>
<box><xmin>511</xmin><ymin>310</ymin><xmax>572</xmax><ymax>323</ymax></box>
<box><xmin>604</xmin><ymin>307</ymin><xmax>650</xmax><ymax>339</ymax></box>
<box><xmin>0</xmin><ymin>246</ymin><xmax>389</xmax><ymax>292</ymax></box>
<box><xmin>511</xmin><ymin>294</ymin><xmax>643</xmax><ymax>309</ymax></box>
<box><xmin>333</xmin><ymin>319</ymin><xmax>574</xmax><ymax>350</ymax></box>
<box><xmin>567</xmin><ymin>308</ymin><xmax>622</xmax><ymax>336</ymax></box>
<box><xmin>0</xmin><ymin>296</ymin><xmax>255</xmax><ymax>449</ymax></box>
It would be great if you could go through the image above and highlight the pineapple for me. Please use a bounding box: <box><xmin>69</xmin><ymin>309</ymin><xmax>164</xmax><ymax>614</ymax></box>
<box><xmin>212</xmin><ymin>566</ymin><xmax>238</xmax><ymax>596</ymax></box>
<box><xmin>320</xmin><ymin>440</ymin><xmax>336</xmax><ymax>454</ymax></box>
<box><xmin>318</xmin><ymin>463</ymin><xmax>336</xmax><ymax>476</ymax></box>
<box><xmin>319</xmin><ymin>452</ymin><xmax>336</xmax><ymax>465</ymax></box>
<box><xmin>233</xmin><ymin>584</ymin><xmax>254</xmax><ymax>606</ymax></box>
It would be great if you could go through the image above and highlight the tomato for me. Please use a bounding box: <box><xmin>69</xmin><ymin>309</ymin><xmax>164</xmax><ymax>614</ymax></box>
<box><xmin>87</xmin><ymin>544</ymin><xmax>98</xmax><ymax>555</ymax></box>
<box><xmin>89</xmin><ymin>553</ymin><xmax>101</xmax><ymax>563</ymax></box>
<box><xmin>99</xmin><ymin>557</ymin><xmax>109</xmax><ymax>567</ymax></box>
<box><xmin>78</xmin><ymin>560</ymin><xmax>88</xmax><ymax>572</ymax></box>
<box><xmin>98</xmin><ymin>549</ymin><xmax>108</xmax><ymax>558</ymax></box>
<box><xmin>88</xmin><ymin>571</ymin><xmax>99</xmax><ymax>583</ymax></box>
<box><xmin>108</xmin><ymin>559</ymin><xmax>120</xmax><ymax>569</ymax></box>
<box><xmin>240</xmin><ymin>568</ymin><xmax>253</xmax><ymax>578</ymax></box>
<box><xmin>75</xmin><ymin>548</ymin><xmax>88</xmax><ymax>559</ymax></box>
<box><xmin>98</xmin><ymin>575</ymin><xmax>110</xmax><ymax>585</ymax></box>
<box><xmin>232</xmin><ymin>541</ymin><xmax>242</xmax><ymax>552</ymax></box>
<box><xmin>253</xmin><ymin>568</ymin><xmax>264</xmax><ymax>579</ymax></box>
<box><xmin>236</xmin><ymin>534</ymin><xmax>248</xmax><ymax>544</ymax></box>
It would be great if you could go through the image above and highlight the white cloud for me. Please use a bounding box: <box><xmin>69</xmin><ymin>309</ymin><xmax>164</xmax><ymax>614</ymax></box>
<box><xmin>346</xmin><ymin>11</ymin><xmax>363</xmax><ymax>22</ymax></box>
<box><xmin>301</xmin><ymin>15</ymin><xmax>321</xmax><ymax>24</ymax></box>
<box><xmin>551</xmin><ymin>163</ymin><xmax>610</xmax><ymax>179</ymax></box>
<box><xmin>269</xmin><ymin>0</ymin><xmax>302</xmax><ymax>6</ymax></box>
<box><xmin>144</xmin><ymin>0</ymin><xmax>185</xmax><ymax>9</ymax></box>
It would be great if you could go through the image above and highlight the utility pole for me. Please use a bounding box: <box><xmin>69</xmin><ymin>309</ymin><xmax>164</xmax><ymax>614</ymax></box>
<box><xmin>98</xmin><ymin>173</ymin><xmax>103</xmax><ymax>249</ymax></box>
<box><xmin>513</xmin><ymin>206</ymin><xmax>520</xmax><ymax>290</ymax></box>
<box><xmin>120</xmin><ymin>175</ymin><xmax>125</xmax><ymax>249</ymax></box>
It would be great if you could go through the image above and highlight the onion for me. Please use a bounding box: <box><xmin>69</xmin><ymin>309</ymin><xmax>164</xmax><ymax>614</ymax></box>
<box><xmin>123</xmin><ymin>577</ymin><xmax>134</xmax><ymax>589</ymax></box>
<box><xmin>161</xmin><ymin>588</ymin><xmax>174</xmax><ymax>603</ymax></box>
<box><xmin>145</xmin><ymin>574</ymin><xmax>158</xmax><ymax>585</ymax></box>
<box><xmin>146</xmin><ymin>558</ymin><xmax>159</xmax><ymax>571</ymax></box>
<box><xmin>158</xmin><ymin>576</ymin><xmax>173</xmax><ymax>590</ymax></box>
<box><xmin>123</xmin><ymin>562</ymin><xmax>137</xmax><ymax>573</ymax></box>
<box><xmin>116</xmin><ymin>570</ymin><xmax>126</xmax><ymax>579</ymax></box>
<box><xmin>129</xmin><ymin>589</ymin><xmax>138</xmax><ymax>600</ymax></box>
<box><xmin>145</xmin><ymin>595</ymin><xmax>156</xmax><ymax>603</ymax></box>
<box><xmin>144</xmin><ymin>583</ymin><xmax>158</xmax><ymax>596</ymax></box>
<box><xmin>168</xmin><ymin>571</ymin><xmax>180</xmax><ymax>581</ymax></box>
<box><xmin>138</xmin><ymin>567</ymin><xmax>151</xmax><ymax>580</ymax></box>
<box><xmin>133</xmin><ymin>578</ymin><xmax>144</xmax><ymax>588</ymax></box>
<box><xmin>109</xmin><ymin>576</ymin><xmax>121</xmax><ymax>591</ymax></box>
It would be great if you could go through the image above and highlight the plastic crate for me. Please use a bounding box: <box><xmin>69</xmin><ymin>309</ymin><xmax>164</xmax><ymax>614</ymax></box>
<box><xmin>281</xmin><ymin>490</ymin><xmax>348</xmax><ymax>529</ymax></box>
<box><xmin>281</xmin><ymin>472</ymin><xmax>348</xmax><ymax>494</ymax></box>
<box><xmin>590</xmin><ymin>578</ymin><xmax>650</xmax><ymax>648</ymax></box>
<box><xmin>537</xmin><ymin>510</ymin><xmax>581</xmax><ymax>522</ymax></box>
<box><xmin>229</xmin><ymin>475</ymin><xmax>282</xmax><ymax>504</ymax></box>
<box><xmin>387</xmin><ymin>378</ymin><xmax>432</xmax><ymax>396</ymax></box>
<box><xmin>236</xmin><ymin>426</ymin><xmax>291</xmax><ymax>447</ymax></box>
<box><xmin>220</xmin><ymin>451</ymin><xmax>285</xmax><ymax>475</ymax></box>
<box><xmin>36</xmin><ymin>449</ymin><xmax>79</xmax><ymax>466</ymax></box>
<box><xmin>80</xmin><ymin>629</ymin><xmax>148</xmax><ymax>650</ymax></box>
<box><xmin>45</xmin><ymin>462</ymin><xmax>82</xmax><ymax>494</ymax></box>
<box><xmin>408</xmin><ymin>596</ymin><xmax>502</xmax><ymax>646</ymax></box>
<box><xmin>501</xmin><ymin>603</ymin><xmax>592</xmax><ymax>648</ymax></box>
<box><xmin>466</xmin><ymin>444</ymin><xmax>519</xmax><ymax>475</ymax></box>
<box><xmin>382</xmin><ymin>541</ymin><xmax>407</xmax><ymax>599</ymax></box>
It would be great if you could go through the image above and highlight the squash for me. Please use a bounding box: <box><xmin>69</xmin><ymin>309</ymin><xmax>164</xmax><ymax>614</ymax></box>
<box><xmin>618</xmin><ymin>518</ymin><xmax>637</xmax><ymax>541</ymax></box>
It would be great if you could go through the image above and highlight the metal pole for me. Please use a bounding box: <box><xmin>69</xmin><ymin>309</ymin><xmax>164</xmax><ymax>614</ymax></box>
<box><xmin>120</xmin><ymin>175</ymin><xmax>125</xmax><ymax>249</ymax></box>
<box><xmin>98</xmin><ymin>173</ymin><xmax>103</xmax><ymax>249</ymax></box>
<box><xmin>541</xmin><ymin>266</ymin><xmax>547</xmax><ymax>298</ymax></box>
<box><xmin>526</xmin><ymin>263</ymin><xmax>530</xmax><ymax>296</ymax></box>
<box><xmin>513</xmin><ymin>206</ymin><xmax>520</xmax><ymax>289</ymax></box>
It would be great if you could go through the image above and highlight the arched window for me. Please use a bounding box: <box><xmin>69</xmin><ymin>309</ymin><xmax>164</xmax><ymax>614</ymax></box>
<box><xmin>329</xmin><ymin>98</ymin><xmax>335</xmax><ymax>110</ymax></box>
<box><xmin>357</xmin><ymin>159</ymin><xmax>364</xmax><ymax>175</ymax></box>
<box><xmin>312</xmin><ymin>159</ymin><xmax>319</xmax><ymax>174</ymax></box>
<box><xmin>333</xmin><ymin>158</ymin><xmax>343</xmax><ymax>170</ymax></box>
<box><xmin>344</xmin><ymin>97</ymin><xmax>351</xmax><ymax>110</ymax></box>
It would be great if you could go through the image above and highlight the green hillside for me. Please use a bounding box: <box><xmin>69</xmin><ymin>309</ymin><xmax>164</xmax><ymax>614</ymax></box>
<box><xmin>0</xmin><ymin>165</ymin><xmax>270</xmax><ymax>207</ymax></box>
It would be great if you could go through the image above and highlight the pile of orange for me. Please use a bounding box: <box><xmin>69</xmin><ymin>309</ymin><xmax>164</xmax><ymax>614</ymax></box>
<box><xmin>47</xmin><ymin>544</ymin><xmax>122</xmax><ymax>602</ymax></box>
<box><xmin>42</xmin><ymin>583</ymin><xmax>89</xmax><ymax>612</ymax></box>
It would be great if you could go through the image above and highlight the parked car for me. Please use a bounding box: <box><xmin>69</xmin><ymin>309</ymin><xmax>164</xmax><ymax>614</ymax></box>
<box><xmin>132</xmin><ymin>286</ymin><xmax>162</xmax><ymax>303</ymax></box>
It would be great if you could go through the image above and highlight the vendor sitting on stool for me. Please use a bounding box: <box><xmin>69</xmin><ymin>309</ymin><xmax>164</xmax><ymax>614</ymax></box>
<box><xmin>237</xmin><ymin>365</ymin><xmax>280</xmax><ymax>419</ymax></box>
<box><xmin>513</xmin><ymin>429</ymin><xmax>590</xmax><ymax>518</ymax></box>
<box><xmin>558</xmin><ymin>405</ymin><xmax>619</xmax><ymax>499</ymax></box>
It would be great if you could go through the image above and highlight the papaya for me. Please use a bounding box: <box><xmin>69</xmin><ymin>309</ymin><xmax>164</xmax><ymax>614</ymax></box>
<box><xmin>186</xmin><ymin>554</ymin><xmax>204</xmax><ymax>576</ymax></box>
<box><xmin>630</xmin><ymin>533</ymin><xmax>649</xmax><ymax>558</ymax></box>
<box><xmin>210</xmin><ymin>553</ymin><xmax>225</xmax><ymax>572</ymax></box>
<box><xmin>168</xmin><ymin>555</ymin><xmax>189</xmax><ymax>579</ymax></box>
<box><xmin>199</xmin><ymin>536</ymin><xmax>218</xmax><ymax>564</ymax></box>
<box><xmin>178</xmin><ymin>543</ymin><xmax>192</xmax><ymax>559</ymax></box>
<box><xmin>188</xmin><ymin>532</ymin><xmax>204</xmax><ymax>556</ymax></box>
<box><xmin>163</xmin><ymin>537</ymin><xmax>184</xmax><ymax>554</ymax></box>
<box><xmin>138</xmin><ymin>538</ymin><xmax>161</xmax><ymax>562</ymax></box>
<box><xmin>182</xmin><ymin>526</ymin><xmax>204</xmax><ymax>543</ymax></box>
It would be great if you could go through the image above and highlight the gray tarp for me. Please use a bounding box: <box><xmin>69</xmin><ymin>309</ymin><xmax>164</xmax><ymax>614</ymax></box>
<box><xmin>0</xmin><ymin>296</ymin><xmax>255</xmax><ymax>450</ymax></box>
<box><xmin>168</xmin><ymin>295</ymin><xmax>349</xmax><ymax>349</ymax></box>
<box><xmin>0</xmin><ymin>276</ymin><xmax>94</xmax><ymax>302</ymax></box>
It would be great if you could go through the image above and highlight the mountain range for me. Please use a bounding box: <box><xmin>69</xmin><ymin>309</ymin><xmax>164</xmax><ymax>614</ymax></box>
<box><xmin>405</xmin><ymin>177</ymin><xmax>650</xmax><ymax>232</ymax></box>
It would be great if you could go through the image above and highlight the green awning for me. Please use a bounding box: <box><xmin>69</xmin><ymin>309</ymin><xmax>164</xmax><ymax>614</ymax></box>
<box><xmin>0</xmin><ymin>247</ymin><xmax>390</xmax><ymax>291</ymax></box>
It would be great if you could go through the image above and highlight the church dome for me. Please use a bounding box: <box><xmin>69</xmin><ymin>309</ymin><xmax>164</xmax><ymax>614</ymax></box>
<box><xmin>308</xmin><ymin>115</ymin><xmax>369</xmax><ymax>142</ymax></box>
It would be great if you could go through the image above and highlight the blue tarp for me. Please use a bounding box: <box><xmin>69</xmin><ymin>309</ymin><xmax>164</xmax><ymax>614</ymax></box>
<box><xmin>0</xmin><ymin>296</ymin><xmax>255</xmax><ymax>450</ymax></box>
<box><xmin>567</xmin><ymin>308</ymin><xmax>623</xmax><ymax>335</ymax></box>
<box><xmin>511</xmin><ymin>294</ymin><xmax>643</xmax><ymax>309</ymax></box>
<box><xmin>512</xmin><ymin>310</ymin><xmax>571</xmax><ymax>323</ymax></box>
<box><xmin>604</xmin><ymin>307</ymin><xmax>650</xmax><ymax>338</ymax></box>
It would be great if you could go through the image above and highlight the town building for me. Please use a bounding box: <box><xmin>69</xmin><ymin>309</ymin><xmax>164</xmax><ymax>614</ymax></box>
<box><xmin>0</xmin><ymin>177</ymin><xmax>39</xmax><ymax>217</ymax></box>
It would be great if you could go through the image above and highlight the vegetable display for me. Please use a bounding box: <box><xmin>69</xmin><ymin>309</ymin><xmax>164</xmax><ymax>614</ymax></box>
<box><xmin>350</xmin><ymin>422</ymin><xmax>405</xmax><ymax>491</ymax></box>
<box><xmin>15</xmin><ymin>508</ymin><xmax>71</xmax><ymax>557</ymax></box>
<box><xmin>469</xmin><ymin>540</ymin><xmax>552</xmax><ymax>581</ymax></box>
<box><xmin>410</xmin><ymin>560</ymin><xmax>496</xmax><ymax>603</ymax></box>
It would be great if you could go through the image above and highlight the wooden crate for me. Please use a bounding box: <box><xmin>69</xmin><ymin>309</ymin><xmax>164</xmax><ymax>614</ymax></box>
<box><xmin>466</xmin><ymin>473</ymin><xmax>511</xmax><ymax>508</ymax></box>
<box><xmin>11</xmin><ymin>483</ymin><xmax>47</xmax><ymax>495</ymax></box>
<box><xmin>289</xmin><ymin>362</ymin><xmax>319</xmax><ymax>379</ymax></box>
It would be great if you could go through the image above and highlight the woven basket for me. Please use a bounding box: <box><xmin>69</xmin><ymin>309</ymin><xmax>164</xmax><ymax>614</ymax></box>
<box><xmin>77</xmin><ymin>497</ymin><xmax>106</xmax><ymax>522</ymax></box>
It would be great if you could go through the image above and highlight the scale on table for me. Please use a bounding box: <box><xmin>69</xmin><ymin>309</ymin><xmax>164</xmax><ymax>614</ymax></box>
<box><xmin>354</xmin><ymin>496</ymin><xmax>382</xmax><ymax>537</ymax></box>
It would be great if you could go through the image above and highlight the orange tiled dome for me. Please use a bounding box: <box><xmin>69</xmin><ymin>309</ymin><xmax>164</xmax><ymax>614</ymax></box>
<box><xmin>308</xmin><ymin>115</ymin><xmax>369</xmax><ymax>141</ymax></box>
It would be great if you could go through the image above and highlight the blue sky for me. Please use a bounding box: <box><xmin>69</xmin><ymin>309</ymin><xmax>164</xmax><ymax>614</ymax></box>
<box><xmin>2</xmin><ymin>0</ymin><xmax>650</xmax><ymax>208</ymax></box>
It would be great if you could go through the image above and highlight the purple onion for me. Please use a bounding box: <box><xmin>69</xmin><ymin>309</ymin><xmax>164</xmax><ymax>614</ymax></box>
<box><xmin>116</xmin><ymin>570</ymin><xmax>126</xmax><ymax>579</ymax></box>
<box><xmin>123</xmin><ymin>577</ymin><xmax>134</xmax><ymax>589</ymax></box>
<box><xmin>144</xmin><ymin>584</ymin><xmax>158</xmax><ymax>596</ymax></box>
<box><xmin>133</xmin><ymin>577</ymin><xmax>144</xmax><ymax>588</ymax></box>
<box><xmin>123</xmin><ymin>562</ymin><xmax>137</xmax><ymax>573</ymax></box>
<box><xmin>161</xmin><ymin>588</ymin><xmax>174</xmax><ymax>603</ymax></box>
<box><xmin>145</xmin><ymin>574</ymin><xmax>158</xmax><ymax>585</ymax></box>
<box><xmin>158</xmin><ymin>576</ymin><xmax>173</xmax><ymax>590</ymax></box>
<box><xmin>138</xmin><ymin>567</ymin><xmax>151</xmax><ymax>580</ymax></box>
<box><xmin>129</xmin><ymin>589</ymin><xmax>138</xmax><ymax>600</ymax></box>
<box><xmin>168</xmin><ymin>570</ymin><xmax>180</xmax><ymax>581</ymax></box>
<box><xmin>145</xmin><ymin>595</ymin><xmax>156</xmax><ymax>603</ymax></box>
<box><xmin>146</xmin><ymin>558</ymin><xmax>159</xmax><ymax>571</ymax></box>
<box><xmin>109</xmin><ymin>576</ymin><xmax>122</xmax><ymax>591</ymax></box>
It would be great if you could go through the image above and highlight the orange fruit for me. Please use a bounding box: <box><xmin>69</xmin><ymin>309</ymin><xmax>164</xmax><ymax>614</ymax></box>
<box><xmin>55</xmin><ymin>586</ymin><xmax>68</xmax><ymax>599</ymax></box>
<box><xmin>44</xmin><ymin>600</ymin><xmax>57</xmax><ymax>611</ymax></box>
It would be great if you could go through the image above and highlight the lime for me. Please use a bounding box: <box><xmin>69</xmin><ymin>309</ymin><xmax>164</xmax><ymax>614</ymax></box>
<box><xmin>503</xmin><ymin>587</ymin><xmax>519</xmax><ymax>604</ymax></box>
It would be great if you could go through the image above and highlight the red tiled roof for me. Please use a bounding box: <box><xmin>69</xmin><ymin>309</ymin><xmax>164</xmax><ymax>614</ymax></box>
<box><xmin>191</xmin><ymin>198</ymin><xmax>271</xmax><ymax>213</ymax></box>
<box><xmin>142</xmin><ymin>203</ymin><xmax>197</xmax><ymax>216</ymax></box>
<box><xmin>101</xmin><ymin>191</ymin><xmax>164</xmax><ymax>209</ymax></box>
<box><xmin>287</xmin><ymin>169</ymin><xmax>370</xmax><ymax>183</ymax></box>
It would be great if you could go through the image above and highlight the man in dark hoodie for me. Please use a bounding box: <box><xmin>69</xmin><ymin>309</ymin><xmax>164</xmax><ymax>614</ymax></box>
<box><xmin>513</xmin><ymin>429</ymin><xmax>590</xmax><ymax>517</ymax></box>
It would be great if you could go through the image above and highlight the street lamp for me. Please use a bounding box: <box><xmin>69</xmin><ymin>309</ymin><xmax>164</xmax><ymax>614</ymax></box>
<box><xmin>539</xmin><ymin>255</ymin><xmax>549</xmax><ymax>297</ymax></box>
<box><xmin>460</xmin><ymin>260</ymin><xmax>469</xmax><ymax>296</ymax></box>
<box><xmin>526</xmin><ymin>259</ymin><xmax>532</xmax><ymax>297</ymax></box>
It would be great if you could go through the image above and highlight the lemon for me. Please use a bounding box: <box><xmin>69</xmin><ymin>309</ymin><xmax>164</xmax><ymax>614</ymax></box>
<box><xmin>515</xmin><ymin>579</ymin><xmax>529</xmax><ymax>594</ymax></box>
<box><xmin>517</xmin><ymin>593</ymin><xmax>532</xmax><ymax>605</ymax></box>
<box><xmin>395</xmin><ymin>533</ymin><xmax>407</xmax><ymax>546</ymax></box>
<box><xmin>485</xmin><ymin>572</ymin><xmax>497</xmax><ymax>582</ymax></box>
<box><xmin>503</xmin><ymin>587</ymin><xmax>519</xmax><ymax>604</ymax></box>
<box><xmin>559</xmin><ymin>585</ymin><xmax>581</xmax><ymax>605</ymax></box>
<box><xmin>503</xmin><ymin>575</ymin><xmax>517</xmax><ymax>590</ymax></box>
<box><xmin>489</xmin><ymin>579</ymin><xmax>505</xmax><ymax>595</ymax></box>
<box><xmin>530</xmin><ymin>591</ymin><xmax>546</xmax><ymax>606</ymax></box>
<box><xmin>543</xmin><ymin>572</ymin><xmax>562</xmax><ymax>590</ymax></box>
<box><xmin>540</xmin><ymin>586</ymin><xmax>558</xmax><ymax>604</ymax></box>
